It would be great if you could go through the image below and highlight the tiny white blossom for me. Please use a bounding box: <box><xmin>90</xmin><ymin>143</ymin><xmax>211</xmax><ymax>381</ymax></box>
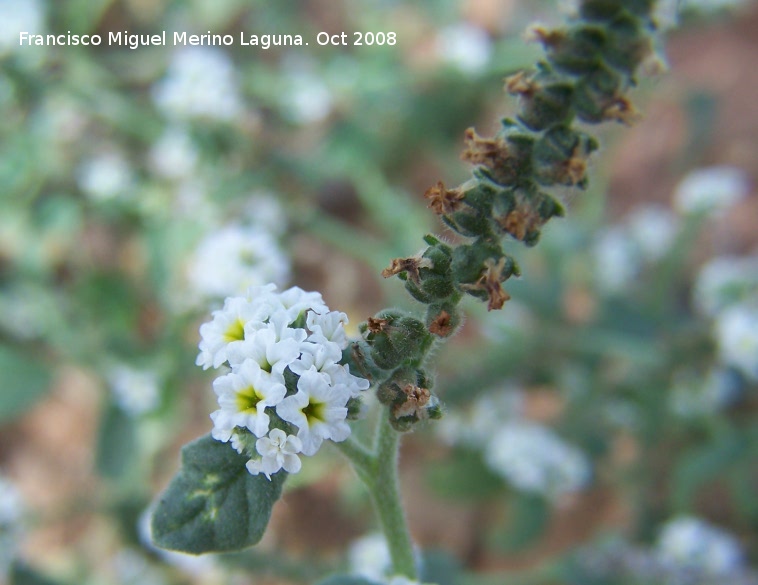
<box><xmin>673</xmin><ymin>166</ymin><xmax>750</xmax><ymax>217</ymax></box>
<box><xmin>77</xmin><ymin>151</ymin><xmax>134</xmax><ymax>201</ymax></box>
<box><xmin>436</xmin><ymin>23</ymin><xmax>493</xmax><ymax>74</ymax></box>
<box><xmin>657</xmin><ymin>516</ymin><xmax>744</xmax><ymax>576</ymax></box>
<box><xmin>307</xmin><ymin>310</ymin><xmax>350</xmax><ymax>349</ymax></box>
<box><xmin>277</xmin><ymin>367</ymin><xmax>351</xmax><ymax>456</ymax></box>
<box><xmin>108</xmin><ymin>365</ymin><xmax>161</xmax><ymax>416</ymax></box>
<box><xmin>348</xmin><ymin>532</ymin><xmax>392</xmax><ymax>582</ymax></box>
<box><xmin>692</xmin><ymin>255</ymin><xmax>758</xmax><ymax>317</ymax></box>
<box><xmin>715</xmin><ymin>303</ymin><xmax>758</xmax><ymax>381</ymax></box>
<box><xmin>246</xmin><ymin>429</ymin><xmax>302</xmax><ymax>479</ymax></box>
<box><xmin>148</xmin><ymin>126</ymin><xmax>198</xmax><ymax>180</ymax></box>
<box><xmin>0</xmin><ymin>0</ymin><xmax>44</xmax><ymax>54</ymax></box>
<box><xmin>626</xmin><ymin>204</ymin><xmax>679</xmax><ymax>262</ymax></box>
<box><xmin>153</xmin><ymin>47</ymin><xmax>243</xmax><ymax>122</ymax></box>
<box><xmin>669</xmin><ymin>367</ymin><xmax>741</xmax><ymax>418</ymax></box>
<box><xmin>485</xmin><ymin>422</ymin><xmax>591</xmax><ymax>499</ymax></box>
<box><xmin>188</xmin><ymin>224</ymin><xmax>290</xmax><ymax>300</ymax></box>
<box><xmin>277</xmin><ymin>286</ymin><xmax>330</xmax><ymax>323</ymax></box>
<box><xmin>211</xmin><ymin>360</ymin><xmax>286</xmax><ymax>439</ymax></box>
<box><xmin>196</xmin><ymin>295</ymin><xmax>270</xmax><ymax>369</ymax></box>
<box><xmin>227</xmin><ymin>316</ymin><xmax>306</xmax><ymax>372</ymax></box>
<box><xmin>593</xmin><ymin>226</ymin><xmax>640</xmax><ymax>294</ymax></box>
<box><xmin>0</xmin><ymin>474</ymin><xmax>25</xmax><ymax>579</ymax></box>
<box><xmin>283</xmin><ymin>70</ymin><xmax>333</xmax><ymax>124</ymax></box>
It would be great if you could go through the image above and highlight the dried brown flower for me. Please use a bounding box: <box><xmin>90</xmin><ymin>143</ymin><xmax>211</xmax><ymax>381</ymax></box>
<box><xmin>424</xmin><ymin>181</ymin><xmax>465</xmax><ymax>215</ymax></box>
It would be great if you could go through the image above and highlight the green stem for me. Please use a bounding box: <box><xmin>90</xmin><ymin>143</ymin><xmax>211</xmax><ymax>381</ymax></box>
<box><xmin>336</xmin><ymin>416</ymin><xmax>417</xmax><ymax>579</ymax></box>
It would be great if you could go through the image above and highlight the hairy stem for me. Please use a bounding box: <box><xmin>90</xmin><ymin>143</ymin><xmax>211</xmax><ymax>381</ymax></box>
<box><xmin>336</xmin><ymin>417</ymin><xmax>417</xmax><ymax>579</ymax></box>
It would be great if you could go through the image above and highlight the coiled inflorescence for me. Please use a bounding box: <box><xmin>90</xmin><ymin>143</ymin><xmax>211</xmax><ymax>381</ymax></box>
<box><xmin>355</xmin><ymin>0</ymin><xmax>662</xmax><ymax>430</ymax></box>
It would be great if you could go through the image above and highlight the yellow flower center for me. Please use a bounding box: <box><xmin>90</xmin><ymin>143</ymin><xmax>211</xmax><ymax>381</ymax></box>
<box><xmin>235</xmin><ymin>386</ymin><xmax>262</xmax><ymax>413</ymax></box>
<box><xmin>303</xmin><ymin>400</ymin><xmax>326</xmax><ymax>424</ymax></box>
<box><xmin>224</xmin><ymin>318</ymin><xmax>245</xmax><ymax>342</ymax></box>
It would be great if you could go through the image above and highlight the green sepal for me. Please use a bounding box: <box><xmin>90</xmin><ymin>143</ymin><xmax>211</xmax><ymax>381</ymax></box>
<box><xmin>545</xmin><ymin>25</ymin><xmax>607</xmax><ymax>75</ymax></box>
<box><xmin>151</xmin><ymin>434</ymin><xmax>286</xmax><ymax>554</ymax></box>
<box><xmin>604</xmin><ymin>13</ymin><xmax>652</xmax><ymax>75</ymax></box>
<box><xmin>404</xmin><ymin>240</ymin><xmax>456</xmax><ymax>303</ymax></box>
<box><xmin>518</xmin><ymin>79</ymin><xmax>575</xmax><ymax>131</ymax></box>
<box><xmin>450</xmin><ymin>240</ymin><xmax>504</xmax><ymax>285</ymax></box>
<box><xmin>572</xmin><ymin>65</ymin><xmax>621</xmax><ymax>123</ymax></box>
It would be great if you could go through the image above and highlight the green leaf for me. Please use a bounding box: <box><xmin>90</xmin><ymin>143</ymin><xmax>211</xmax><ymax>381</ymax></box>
<box><xmin>151</xmin><ymin>434</ymin><xmax>286</xmax><ymax>554</ymax></box>
<box><xmin>10</xmin><ymin>562</ymin><xmax>68</xmax><ymax>585</ymax></box>
<box><xmin>0</xmin><ymin>345</ymin><xmax>52</xmax><ymax>424</ymax></box>
<box><xmin>95</xmin><ymin>404</ymin><xmax>137</xmax><ymax>480</ymax></box>
<box><xmin>426</xmin><ymin>448</ymin><xmax>503</xmax><ymax>500</ymax></box>
<box><xmin>315</xmin><ymin>576</ymin><xmax>383</xmax><ymax>585</ymax></box>
<box><xmin>493</xmin><ymin>493</ymin><xmax>550</xmax><ymax>552</ymax></box>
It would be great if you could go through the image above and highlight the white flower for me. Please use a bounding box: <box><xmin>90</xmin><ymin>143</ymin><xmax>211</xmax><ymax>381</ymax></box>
<box><xmin>307</xmin><ymin>310</ymin><xmax>350</xmax><ymax>349</ymax></box>
<box><xmin>77</xmin><ymin>151</ymin><xmax>134</xmax><ymax>201</ymax></box>
<box><xmin>0</xmin><ymin>474</ymin><xmax>25</xmax><ymax>579</ymax></box>
<box><xmin>348</xmin><ymin>533</ymin><xmax>392</xmax><ymax>582</ymax></box>
<box><xmin>148</xmin><ymin>126</ymin><xmax>198</xmax><ymax>180</ymax></box>
<box><xmin>246</xmin><ymin>429</ymin><xmax>302</xmax><ymax>479</ymax></box>
<box><xmin>211</xmin><ymin>360</ymin><xmax>286</xmax><ymax>439</ymax></box>
<box><xmin>276</xmin><ymin>367</ymin><xmax>351</xmax><ymax>456</ymax></box>
<box><xmin>240</xmin><ymin>192</ymin><xmax>288</xmax><ymax>237</ymax></box>
<box><xmin>669</xmin><ymin>367</ymin><xmax>741</xmax><ymax>418</ymax></box>
<box><xmin>187</xmin><ymin>224</ymin><xmax>290</xmax><ymax>300</ymax></box>
<box><xmin>692</xmin><ymin>255</ymin><xmax>758</xmax><ymax>317</ymax></box>
<box><xmin>673</xmin><ymin>166</ymin><xmax>750</xmax><ymax>217</ymax></box>
<box><xmin>196</xmin><ymin>295</ymin><xmax>270</xmax><ymax>369</ymax></box>
<box><xmin>227</xmin><ymin>316</ymin><xmax>306</xmax><ymax>372</ymax></box>
<box><xmin>657</xmin><ymin>516</ymin><xmax>744</xmax><ymax>576</ymax></box>
<box><xmin>276</xmin><ymin>286</ymin><xmax>329</xmax><ymax>324</ymax></box>
<box><xmin>437</xmin><ymin>387</ymin><xmax>524</xmax><ymax>447</ymax></box>
<box><xmin>0</xmin><ymin>0</ymin><xmax>44</xmax><ymax>54</ymax></box>
<box><xmin>283</xmin><ymin>70</ymin><xmax>333</xmax><ymax>124</ymax></box>
<box><xmin>108</xmin><ymin>365</ymin><xmax>161</xmax><ymax>416</ymax></box>
<box><xmin>484</xmin><ymin>422</ymin><xmax>590</xmax><ymax>499</ymax></box>
<box><xmin>715</xmin><ymin>303</ymin><xmax>758</xmax><ymax>381</ymax></box>
<box><xmin>436</xmin><ymin>23</ymin><xmax>492</xmax><ymax>74</ymax></box>
<box><xmin>593</xmin><ymin>226</ymin><xmax>640</xmax><ymax>294</ymax></box>
<box><xmin>152</xmin><ymin>47</ymin><xmax>243</xmax><ymax>122</ymax></box>
<box><xmin>626</xmin><ymin>204</ymin><xmax>679</xmax><ymax>262</ymax></box>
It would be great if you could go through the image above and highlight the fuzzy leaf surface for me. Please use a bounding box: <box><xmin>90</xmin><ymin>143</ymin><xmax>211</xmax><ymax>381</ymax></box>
<box><xmin>151</xmin><ymin>433</ymin><xmax>286</xmax><ymax>554</ymax></box>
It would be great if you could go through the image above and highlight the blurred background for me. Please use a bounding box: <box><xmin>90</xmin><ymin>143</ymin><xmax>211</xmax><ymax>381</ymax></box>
<box><xmin>1</xmin><ymin>0</ymin><xmax>757</xmax><ymax>584</ymax></box>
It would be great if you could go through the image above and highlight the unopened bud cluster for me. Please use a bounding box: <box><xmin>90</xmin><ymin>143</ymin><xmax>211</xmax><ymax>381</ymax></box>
<box><xmin>196</xmin><ymin>284</ymin><xmax>369</xmax><ymax>479</ymax></box>
<box><xmin>356</xmin><ymin>0</ymin><xmax>661</xmax><ymax>431</ymax></box>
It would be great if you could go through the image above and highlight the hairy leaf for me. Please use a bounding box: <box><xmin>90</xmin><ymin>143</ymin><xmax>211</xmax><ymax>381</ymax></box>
<box><xmin>151</xmin><ymin>434</ymin><xmax>286</xmax><ymax>554</ymax></box>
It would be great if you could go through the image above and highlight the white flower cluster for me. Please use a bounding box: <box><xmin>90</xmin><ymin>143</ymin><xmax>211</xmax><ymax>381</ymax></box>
<box><xmin>593</xmin><ymin>204</ymin><xmax>680</xmax><ymax>294</ymax></box>
<box><xmin>668</xmin><ymin>367</ymin><xmax>741</xmax><ymax>418</ymax></box>
<box><xmin>108</xmin><ymin>364</ymin><xmax>161</xmax><ymax>416</ymax></box>
<box><xmin>187</xmin><ymin>224</ymin><xmax>290</xmax><ymax>299</ymax></box>
<box><xmin>673</xmin><ymin>165</ymin><xmax>750</xmax><ymax>217</ymax></box>
<box><xmin>436</xmin><ymin>22</ymin><xmax>493</xmax><ymax>75</ymax></box>
<box><xmin>77</xmin><ymin>150</ymin><xmax>134</xmax><ymax>201</ymax></box>
<box><xmin>152</xmin><ymin>47</ymin><xmax>243</xmax><ymax>122</ymax></box>
<box><xmin>348</xmin><ymin>533</ymin><xmax>427</xmax><ymax>585</ymax></box>
<box><xmin>485</xmin><ymin>421</ymin><xmax>591</xmax><ymax>500</ymax></box>
<box><xmin>0</xmin><ymin>474</ymin><xmax>25</xmax><ymax>579</ymax></box>
<box><xmin>197</xmin><ymin>284</ymin><xmax>369</xmax><ymax>479</ymax></box>
<box><xmin>657</xmin><ymin>516</ymin><xmax>745</xmax><ymax>577</ymax></box>
<box><xmin>438</xmin><ymin>389</ymin><xmax>590</xmax><ymax>499</ymax></box>
<box><xmin>692</xmin><ymin>253</ymin><xmax>758</xmax><ymax>382</ymax></box>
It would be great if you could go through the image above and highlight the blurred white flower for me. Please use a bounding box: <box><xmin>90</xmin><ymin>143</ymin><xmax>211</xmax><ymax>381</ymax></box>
<box><xmin>0</xmin><ymin>0</ymin><xmax>44</xmax><ymax>53</ymax></box>
<box><xmin>108</xmin><ymin>365</ymin><xmax>161</xmax><ymax>416</ymax></box>
<box><xmin>437</xmin><ymin>387</ymin><xmax>524</xmax><ymax>447</ymax></box>
<box><xmin>626</xmin><ymin>204</ymin><xmax>679</xmax><ymax>262</ymax></box>
<box><xmin>484</xmin><ymin>422</ymin><xmax>591</xmax><ymax>499</ymax></box>
<box><xmin>187</xmin><ymin>224</ymin><xmax>290</xmax><ymax>299</ymax></box>
<box><xmin>241</xmin><ymin>192</ymin><xmax>289</xmax><ymax>236</ymax></box>
<box><xmin>692</xmin><ymin>255</ymin><xmax>758</xmax><ymax>317</ymax></box>
<box><xmin>348</xmin><ymin>532</ymin><xmax>392</xmax><ymax>581</ymax></box>
<box><xmin>77</xmin><ymin>151</ymin><xmax>134</xmax><ymax>201</ymax></box>
<box><xmin>0</xmin><ymin>474</ymin><xmax>25</xmax><ymax>579</ymax></box>
<box><xmin>668</xmin><ymin>367</ymin><xmax>741</xmax><ymax>418</ymax></box>
<box><xmin>715</xmin><ymin>303</ymin><xmax>758</xmax><ymax>381</ymax></box>
<box><xmin>153</xmin><ymin>47</ymin><xmax>243</xmax><ymax>122</ymax></box>
<box><xmin>283</xmin><ymin>70</ymin><xmax>334</xmax><ymax>124</ymax></box>
<box><xmin>673</xmin><ymin>166</ymin><xmax>750</xmax><ymax>217</ymax></box>
<box><xmin>657</xmin><ymin>516</ymin><xmax>744</xmax><ymax>577</ymax></box>
<box><xmin>593</xmin><ymin>226</ymin><xmax>640</xmax><ymax>294</ymax></box>
<box><xmin>436</xmin><ymin>23</ymin><xmax>493</xmax><ymax>74</ymax></box>
<box><xmin>148</xmin><ymin>127</ymin><xmax>198</xmax><ymax>180</ymax></box>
